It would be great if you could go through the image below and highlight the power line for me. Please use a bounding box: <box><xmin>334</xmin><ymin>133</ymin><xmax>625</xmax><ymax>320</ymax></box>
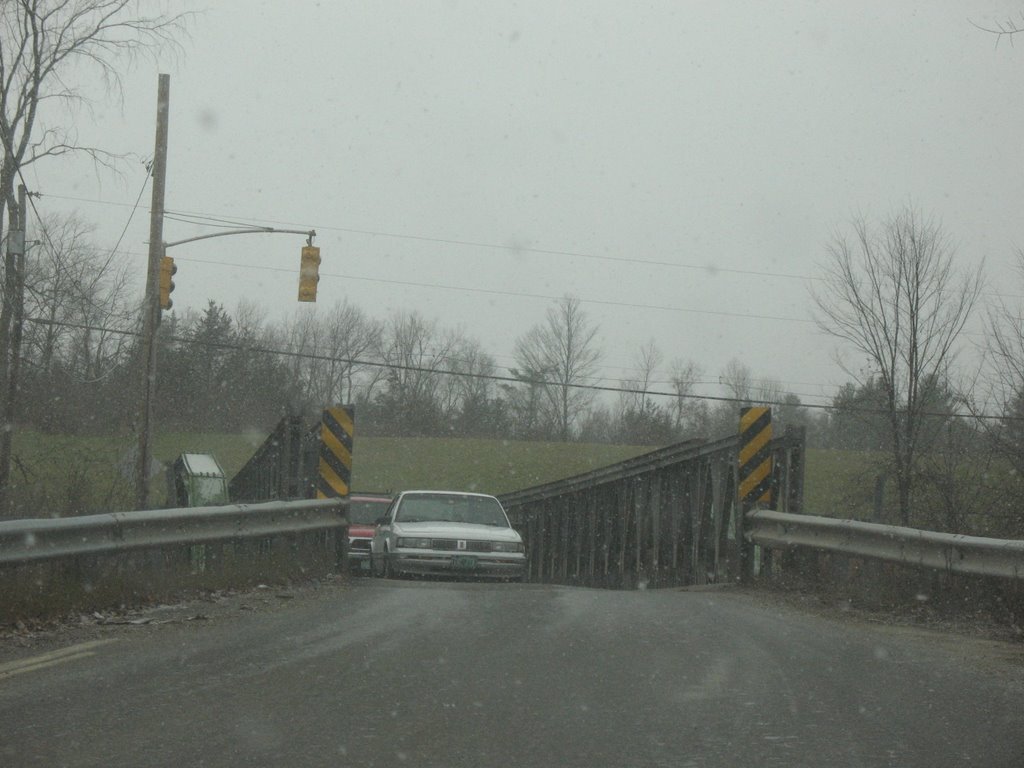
<box><xmin>22</xmin><ymin>315</ymin><xmax>1013</xmax><ymax>422</ymax></box>
<box><xmin>37</xmin><ymin>190</ymin><xmax>1023</xmax><ymax>309</ymax></box>
<box><xmin>37</xmin><ymin>192</ymin><xmax>1024</xmax><ymax>310</ymax></box>
<box><xmin>172</xmin><ymin>253</ymin><xmax>813</xmax><ymax>324</ymax></box>
<box><xmin>36</xmin><ymin>192</ymin><xmax>821</xmax><ymax>281</ymax></box>
<box><xmin>62</xmin><ymin>240</ymin><xmax>837</xmax><ymax>385</ymax></box>
<box><xmin>8</xmin><ymin>207</ymin><xmax>980</xmax><ymax>395</ymax></box>
<box><xmin>164</xmin><ymin>212</ymin><xmax>260</xmax><ymax>230</ymax></box>
<box><xmin>170</xmin><ymin>252</ymin><xmax>996</xmax><ymax>340</ymax></box>
<box><xmin>106</xmin><ymin>165</ymin><xmax>152</xmax><ymax>260</ymax></box>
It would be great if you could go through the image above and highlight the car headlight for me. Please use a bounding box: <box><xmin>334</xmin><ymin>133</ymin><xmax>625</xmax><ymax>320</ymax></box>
<box><xmin>396</xmin><ymin>537</ymin><xmax>433</xmax><ymax>549</ymax></box>
<box><xmin>491</xmin><ymin>541</ymin><xmax>525</xmax><ymax>553</ymax></box>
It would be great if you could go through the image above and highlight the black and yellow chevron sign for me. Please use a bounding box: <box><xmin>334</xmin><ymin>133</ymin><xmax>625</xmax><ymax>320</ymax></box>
<box><xmin>738</xmin><ymin>406</ymin><xmax>773</xmax><ymax>508</ymax></box>
<box><xmin>317</xmin><ymin>406</ymin><xmax>354</xmax><ymax>499</ymax></box>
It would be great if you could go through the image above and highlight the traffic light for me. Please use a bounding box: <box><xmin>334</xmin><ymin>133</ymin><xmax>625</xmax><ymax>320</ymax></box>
<box><xmin>298</xmin><ymin>245</ymin><xmax>321</xmax><ymax>302</ymax></box>
<box><xmin>159</xmin><ymin>255</ymin><xmax>176</xmax><ymax>310</ymax></box>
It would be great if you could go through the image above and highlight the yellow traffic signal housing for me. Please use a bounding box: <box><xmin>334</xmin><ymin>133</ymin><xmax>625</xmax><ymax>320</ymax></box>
<box><xmin>159</xmin><ymin>255</ymin><xmax>177</xmax><ymax>310</ymax></box>
<box><xmin>298</xmin><ymin>245</ymin><xmax>321</xmax><ymax>302</ymax></box>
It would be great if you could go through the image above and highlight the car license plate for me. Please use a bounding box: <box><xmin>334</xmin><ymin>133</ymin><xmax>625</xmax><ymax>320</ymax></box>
<box><xmin>453</xmin><ymin>556</ymin><xmax>477</xmax><ymax>571</ymax></box>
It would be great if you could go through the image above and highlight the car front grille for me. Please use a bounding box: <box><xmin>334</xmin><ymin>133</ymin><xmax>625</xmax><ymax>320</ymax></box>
<box><xmin>429</xmin><ymin>539</ymin><xmax>492</xmax><ymax>552</ymax></box>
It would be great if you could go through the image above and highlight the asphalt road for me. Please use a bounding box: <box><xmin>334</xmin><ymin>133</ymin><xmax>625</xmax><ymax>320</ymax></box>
<box><xmin>1</xmin><ymin>579</ymin><xmax>1023</xmax><ymax>767</ymax></box>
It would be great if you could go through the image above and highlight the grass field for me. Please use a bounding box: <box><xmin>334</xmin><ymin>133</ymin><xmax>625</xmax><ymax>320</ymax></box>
<box><xmin>10</xmin><ymin>429</ymin><xmax>986</xmax><ymax>530</ymax></box>
<box><xmin>803</xmin><ymin>448</ymin><xmax>879</xmax><ymax>518</ymax></box>
<box><xmin>349</xmin><ymin>437</ymin><xmax>656</xmax><ymax>496</ymax></box>
<box><xmin>6</xmin><ymin>430</ymin><xmax>656</xmax><ymax>516</ymax></box>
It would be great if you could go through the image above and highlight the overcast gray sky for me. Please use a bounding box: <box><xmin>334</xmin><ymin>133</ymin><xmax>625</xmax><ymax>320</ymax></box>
<box><xmin>32</xmin><ymin>0</ymin><xmax>1024</xmax><ymax>409</ymax></box>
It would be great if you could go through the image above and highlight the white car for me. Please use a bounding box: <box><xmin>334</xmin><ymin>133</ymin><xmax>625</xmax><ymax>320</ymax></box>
<box><xmin>370</xmin><ymin>490</ymin><xmax>526</xmax><ymax>580</ymax></box>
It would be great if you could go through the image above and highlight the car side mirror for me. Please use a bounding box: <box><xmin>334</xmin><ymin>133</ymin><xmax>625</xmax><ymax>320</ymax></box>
<box><xmin>375</xmin><ymin>515</ymin><xmax>390</xmax><ymax>526</ymax></box>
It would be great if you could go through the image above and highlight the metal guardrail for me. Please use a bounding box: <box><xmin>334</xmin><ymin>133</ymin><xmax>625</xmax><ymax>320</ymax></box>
<box><xmin>746</xmin><ymin>509</ymin><xmax>1024</xmax><ymax>580</ymax></box>
<box><xmin>0</xmin><ymin>498</ymin><xmax>348</xmax><ymax>565</ymax></box>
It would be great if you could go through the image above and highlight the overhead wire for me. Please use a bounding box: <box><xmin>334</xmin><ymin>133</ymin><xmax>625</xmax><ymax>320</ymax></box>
<box><xmin>40</xmin><ymin>193</ymin><xmax>1018</xmax><ymax>325</ymax></box>
<box><xmin>106</xmin><ymin>163</ymin><xmax>152</xmax><ymax>260</ymax></box>
<box><xmin>40</xmin><ymin>190</ymin><xmax>1024</xmax><ymax>300</ymax></box>
<box><xmin>22</xmin><ymin>315</ymin><xmax>1014</xmax><ymax>422</ymax></box>
<box><xmin>36</xmin><ymin>247</ymin><xmax>961</xmax><ymax>396</ymax></box>
<box><xmin>27</xmin><ymin>190</ymin><xmax>995</xmax><ymax>384</ymax></box>
<box><xmin>41</xmin><ymin>191</ymin><xmax>819</xmax><ymax>282</ymax></box>
<box><xmin>170</xmin><ymin>253</ymin><xmax>813</xmax><ymax>324</ymax></box>
<box><xmin>91</xmin><ymin>265</ymin><xmax>832</xmax><ymax>389</ymax></box>
<box><xmin>164</xmin><ymin>213</ymin><xmax>265</xmax><ymax>230</ymax></box>
<box><xmin>32</xmin><ymin>191</ymin><xmax>1024</xmax><ymax>305</ymax></box>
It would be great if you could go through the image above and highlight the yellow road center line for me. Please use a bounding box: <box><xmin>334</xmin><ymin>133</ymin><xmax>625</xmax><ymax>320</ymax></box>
<box><xmin>0</xmin><ymin>639</ymin><xmax>115</xmax><ymax>679</ymax></box>
<box><xmin>0</xmin><ymin>651</ymin><xmax>98</xmax><ymax>681</ymax></box>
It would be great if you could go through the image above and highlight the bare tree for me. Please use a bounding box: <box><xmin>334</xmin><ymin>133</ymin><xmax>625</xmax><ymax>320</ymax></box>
<box><xmin>982</xmin><ymin>250</ymin><xmax>1024</xmax><ymax>485</ymax></box>
<box><xmin>668</xmin><ymin>358</ymin><xmax>703</xmax><ymax>434</ymax></box>
<box><xmin>307</xmin><ymin>301</ymin><xmax>381</xmax><ymax>406</ymax></box>
<box><xmin>754</xmin><ymin>377</ymin><xmax>784</xmax><ymax>407</ymax></box>
<box><xmin>504</xmin><ymin>365</ymin><xmax>549</xmax><ymax>440</ymax></box>
<box><xmin>619</xmin><ymin>339</ymin><xmax>662</xmax><ymax>417</ymax></box>
<box><xmin>441</xmin><ymin>336</ymin><xmax>499</xmax><ymax>435</ymax></box>
<box><xmin>25</xmin><ymin>214</ymin><xmax>133</xmax><ymax>375</ymax></box>
<box><xmin>970</xmin><ymin>13</ymin><xmax>1024</xmax><ymax>45</ymax></box>
<box><xmin>0</xmin><ymin>2</ymin><xmax>187</xmax><ymax>201</ymax></box>
<box><xmin>279</xmin><ymin>308</ymin><xmax>319</xmax><ymax>406</ymax></box>
<box><xmin>812</xmin><ymin>206</ymin><xmax>983</xmax><ymax>526</ymax></box>
<box><xmin>0</xmin><ymin>1</ymin><xmax>186</xmax><ymax>339</ymax></box>
<box><xmin>374</xmin><ymin>310</ymin><xmax>454</xmax><ymax>435</ymax></box>
<box><xmin>615</xmin><ymin>339</ymin><xmax>674</xmax><ymax>444</ymax></box>
<box><xmin>15</xmin><ymin>213</ymin><xmax>134</xmax><ymax>434</ymax></box>
<box><xmin>513</xmin><ymin>296</ymin><xmax>601</xmax><ymax>442</ymax></box>
<box><xmin>0</xmin><ymin>1</ymin><xmax>186</xmax><ymax>508</ymax></box>
<box><xmin>719</xmin><ymin>358</ymin><xmax>754</xmax><ymax>402</ymax></box>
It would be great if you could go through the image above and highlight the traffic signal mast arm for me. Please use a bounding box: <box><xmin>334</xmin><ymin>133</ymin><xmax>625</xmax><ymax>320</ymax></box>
<box><xmin>163</xmin><ymin>227</ymin><xmax>316</xmax><ymax>250</ymax></box>
<box><xmin>160</xmin><ymin>227</ymin><xmax>319</xmax><ymax>310</ymax></box>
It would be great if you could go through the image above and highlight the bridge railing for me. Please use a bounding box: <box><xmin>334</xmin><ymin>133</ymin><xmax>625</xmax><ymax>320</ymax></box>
<box><xmin>0</xmin><ymin>498</ymin><xmax>348</xmax><ymax>565</ymax></box>
<box><xmin>229</xmin><ymin>414</ymin><xmax>321</xmax><ymax>503</ymax></box>
<box><xmin>500</xmin><ymin>430</ymin><xmax>806</xmax><ymax>588</ymax></box>
<box><xmin>0</xmin><ymin>498</ymin><xmax>349</xmax><ymax>620</ymax></box>
<box><xmin>746</xmin><ymin>509</ymin><xmax>1024</xmax><ymax>581</ymax></box>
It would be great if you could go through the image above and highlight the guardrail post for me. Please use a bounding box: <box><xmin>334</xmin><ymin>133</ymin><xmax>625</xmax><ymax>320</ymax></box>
<box><xmin>598</xmin><ymin>490</ymin><xmax>608</xmax><ymax>584</ymax></box>
<box><xmin>630</xmin><ymin>479</ymin><xmax>638</xmax><ymax>585</ymax></box>
<box><xmin>690</xmin><ymin>462</ymin><xmax>706</xmax><ymax>584</ymax></box>
<box><xmin>650</xmin><ymin>473</ymin><xmax>662</xmax><ymax>586</ymax></box>
<box><xmin>586</xmin><ymin>489</ymin><xmax>597</xmax><ymax>583</ymax></box>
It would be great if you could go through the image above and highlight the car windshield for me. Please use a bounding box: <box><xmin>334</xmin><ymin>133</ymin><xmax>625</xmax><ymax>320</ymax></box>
<box><xmin>348</xmin><ymin>500</ymin><xmax>390</xmax><ymax>524</ymax></box>
<box><xmin>396</xmin><ymin>494</ymin><xmax>509</xmax><ymax>527</ymax></box>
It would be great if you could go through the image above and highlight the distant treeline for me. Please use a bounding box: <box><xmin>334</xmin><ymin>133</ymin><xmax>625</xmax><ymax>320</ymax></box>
<box><xmin>11</xmin><ymin>214</ymin><xmax>1024</xmax><ymax>536</ymax></box>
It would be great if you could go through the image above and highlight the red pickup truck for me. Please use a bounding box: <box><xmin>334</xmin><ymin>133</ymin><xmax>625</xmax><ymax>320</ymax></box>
<box><xmin>347</xmin><ymin>493</ymin><xmax>393</xmax><ymax>572</ymax></box>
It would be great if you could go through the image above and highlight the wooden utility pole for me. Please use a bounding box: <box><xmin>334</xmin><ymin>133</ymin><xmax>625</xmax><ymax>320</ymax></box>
<box><xmin>135</xmin><ymin>73</ymin><xmax>170</xmax><ymax>510</ymax></box>
<box><xmin>0</xmin><ymin>183</ymin><xmax>26</xmax><ymax>514</ymax></box>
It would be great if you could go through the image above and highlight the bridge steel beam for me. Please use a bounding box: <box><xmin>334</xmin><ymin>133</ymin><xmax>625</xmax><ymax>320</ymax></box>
<box><xmin>501</xmin><ymin>430</ymin><xmax>805</xmax><ymax>589</ymax></box>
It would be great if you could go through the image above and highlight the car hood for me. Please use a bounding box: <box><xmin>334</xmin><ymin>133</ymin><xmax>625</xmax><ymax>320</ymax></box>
<box><xmin>392</xmin><ymin>521</ymin><xmax>522</xmax><ymax>542</ymax></box>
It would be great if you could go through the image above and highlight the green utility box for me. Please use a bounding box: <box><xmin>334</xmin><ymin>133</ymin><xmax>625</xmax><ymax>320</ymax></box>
<box><xmin>168</xmin><ymin>453</ymin><xmax>229</xmax><ymax>507</ymax></box>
